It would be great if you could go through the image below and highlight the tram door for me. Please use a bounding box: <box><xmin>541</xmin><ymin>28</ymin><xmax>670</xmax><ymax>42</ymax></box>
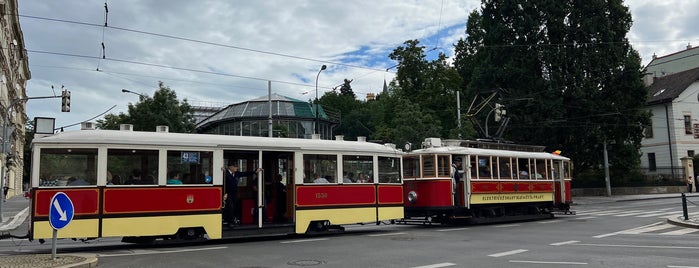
<box><xmin>261</xmin><ymin>151</ymin><xmax>294</xmax><ymax>226</ymax></box>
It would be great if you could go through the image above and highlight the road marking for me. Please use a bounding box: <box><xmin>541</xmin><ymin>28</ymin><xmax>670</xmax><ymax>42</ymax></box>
<box><xmin>577</xmin><ymin>216</ymin><xmax>597</xmax><ymax>220</ymax></box>
<box><xmin>493</xmin><ymin>224</ymin><xmax>521</xmax><ymax>228</ymax></box>
<box><xmin>550</xmin><ymin>240</ymin><xmax>579</xmax><ymax>246</ymax></box>
<box><xmin>99</xmin><ymin>246</ymin><xmax>228</xmax><ymax>257</ymax></box>
<box><xmin>621</xmin><ymin>223</ymin><xmax>674</xmax><ymax>234</ymax></box>
<box><xmin>488</xmin><ymin>249</ymin><xmax>528</xmax><ymax>257</ymax></box>
<box><xmin>437</xmin><ymin>227</ymin><xmax>470</xmax><ymax>232</ymax></box>
<box><xmin>367</xmin><ymin>232</ymin><xmax>406</xmax><ymax>237</ymax></box>
<box><xmin>280</xmin><ymin>238</ymin><xmax>329</xmax><ymax>244</ymax></box>
<box><xmin>411</xmin><ymin>263</ymin><xmax>457</xmax><ymax>268</ymax></box>
<box><xmin>538</xmin><ymin>220</ymin><xmax>561</xmax><ymax>224</ymax></box>
<box><xmin>592</xmin><ymin>210</ymin><xmax>626</xmax><ymax>216</ymax></box>
<box><xmin>668</xmin><ymin>265</ymin><xmax>699</xmax><ymax>268</ymax></box>
<box><xmin>510</xmin><ymin>260</ymin><xmax>587</xmax><ymax>265</ymax></box>
<box><xmin>636</xmin><ymin>211</ymin><xmax>682</xmax><ymax>218</ymax></box>
<box><xmin>612</xmin><ymin>210</ymin><xmax>645</xmax><ymax>216</ymax></box>
<box><xmin>594</xmin><ymin>222</ymin><xmax>664</xmax><ymax>238</ymax></box>
<box><xmin>660</xmin><ymin>228</ymin><xmax>699</xmax><ymax>235</ymax></box>
<box><xmin>575</xmin><ymin>243</ymin><xmax>699</xmax><ymax>250</ymax></box>
<box><xmin>0</xmin><ymin>207</ymin><xmax>29</xmax><ymax>231</ymax></box>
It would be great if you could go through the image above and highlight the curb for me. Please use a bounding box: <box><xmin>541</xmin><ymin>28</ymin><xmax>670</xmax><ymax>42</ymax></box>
<box><xmin>667</xmin><ymin>216</ymin><xmax>699</xmax><ymax>229</ymax></box>
<box><xmin>0</xmin><ymin>253</ymin><xmax>98</xmax><ymax>268</ymax></box>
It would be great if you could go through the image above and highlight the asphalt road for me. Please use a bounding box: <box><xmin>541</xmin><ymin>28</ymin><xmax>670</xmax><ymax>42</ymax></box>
<box><xmin>3</xmin><ymin>197</ymin><xmax>699</xmax><ymax>267</ymax></box>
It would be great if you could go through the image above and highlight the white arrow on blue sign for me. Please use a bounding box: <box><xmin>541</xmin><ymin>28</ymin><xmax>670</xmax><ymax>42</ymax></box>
<box><xmin>49</xmin><ymin>192</ymin><xmax>74</xmax><ymax>230</ymax></box>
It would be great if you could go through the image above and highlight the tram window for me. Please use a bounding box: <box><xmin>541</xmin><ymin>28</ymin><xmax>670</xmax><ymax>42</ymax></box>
<box><xmin>107</xmin><ymin>149</ymin><xmax>159</xmax><ymax>185</ymax></box>
<box><xmin>436</xmin><ymin>155</ymin><xmax>450</xmax><ymax>177</ymax></box>
<box><xmin>167</xmin><ymin>150</ymin><xmax>214</xmax><ymax>185</ymax></box>
<box><xmin>379</xmin><ymin>156</ymin><xmax>401</xmax><ymax>183</ymax></box>
<box><xmin>39</xmin><ymin>148</ymin><xmax>97</xmax><ymax>187</ymax></box>
<box><xmin>403</xmin><ymin>156</ymin><xmax>420</xmax><ymax>179</ymax></box>
<box><xmin>534</xmin><ymin>159</ymin><xmax>547</xmax><ymax>180</ymax></box>
<box><xmin>422</xmin><ymin>155</ymin><xmax>435</xmax><ymax>177</ymax></box>
<box><xmin>552</xmin><ymin>161</ymin><xmax>561</xmax><ymax>179</ymax></box>
<box><xmin>564</xmin><ymin>161</ymin><xmax>572</xmax><ymax>179</ymax></box>
<box><xmin>469</xmin><ymin>157</ymin><xmax>477</xmax><ymax>179</ymax></box>
<box><xmin>342</xmin><ymin>155</ymin><xmax>373</xmax><ymax>183</ymax></box>
<box><xmin>304</xmin><ymin>154</ymin><xmax>337</xmax><ymax>183</ymax></box>
<box><xmin>498</xmin><ymin>157</ymin><xmax>513</xmax><ymax>179</ymax></box>
<box><xmin>517</xmin><ymin>158</ymin><xmax>530</xmax><ymax>180</ymax></box>
<box><xmin>478</xmin><ymin>156</ymin><xmax>492</xmax><ymax>179</ymax></box>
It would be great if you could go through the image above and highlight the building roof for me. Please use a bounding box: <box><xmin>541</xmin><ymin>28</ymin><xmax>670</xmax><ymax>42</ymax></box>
<box><xmin>647</xmin><ymin>66</ymin><xmax>699</xmax><ymax>105</ymax></box>
<box><xmin>195</xmin><ymin>93</ymin><xmax>325</xmax><ymax>130</ymax></box>
<box><xmin>644</xmin><ymin>45</ymin><xmax>699</xmax><ymax>77</ymax></box>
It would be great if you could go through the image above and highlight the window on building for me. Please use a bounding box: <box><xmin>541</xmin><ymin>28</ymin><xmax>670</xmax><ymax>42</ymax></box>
<box><xmin>689</xmin><ymin>150</ymin><xmax>695</xmax><ymax>157</ymax></box>
<box><xmin>644</xmin><ymin>121</ymin><xmax>653</xmax><ymax>138</ymax></box>
<box><xmin>648</xmin><ymin>153</ymin><xmax>656</xmax><ymax>171</ymax></box>
<box><xmin>685</xmin><ymin>115</ymin><xmax>693</xmax><ymax>134</ymax></box>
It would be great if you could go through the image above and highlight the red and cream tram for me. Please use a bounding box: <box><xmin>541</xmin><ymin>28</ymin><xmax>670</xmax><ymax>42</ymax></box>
<box><xmin>28</xmin><ymin>124</ymin><xmax>403</xmax><ymax>242</ymax></box>
<box><xmin>403</xmin><ymin>138</ymin><xmax>572</xmax><ymax>224</ymax></box>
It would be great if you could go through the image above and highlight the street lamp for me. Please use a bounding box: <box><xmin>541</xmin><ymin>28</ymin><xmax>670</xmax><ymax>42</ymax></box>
<box><xmin>121</xmin><ymin>89</ymin><xmax>147</xmax><ymax>98</ymax></box>
<box><xmin>315</xmin><ymin>65</ymin><xmax>327</xmax><ymax>136</ymax></box>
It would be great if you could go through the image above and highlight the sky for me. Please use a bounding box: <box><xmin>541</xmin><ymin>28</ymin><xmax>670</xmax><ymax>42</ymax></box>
<box><xmin>15</xmin><ymin>0</ymin><xmax>699</xmax><ymax>131</ymax></box>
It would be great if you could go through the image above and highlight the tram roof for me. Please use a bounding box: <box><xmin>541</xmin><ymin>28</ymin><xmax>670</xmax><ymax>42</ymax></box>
<box><xmin>407</xmin><ymin>146</ymin><xmax>569</xmax><ymax>161</ymax></box>
<box><xmin>32</xmin><ymin>129</ymin><xmax>404</xmax><ymax>155</ymax></box>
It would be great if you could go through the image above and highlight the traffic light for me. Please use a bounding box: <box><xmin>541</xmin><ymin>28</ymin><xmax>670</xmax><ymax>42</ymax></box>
<box><xmin>61</xmin><ymin>90</ymin><xmax>71</xmax><ymax>112</ymax></box>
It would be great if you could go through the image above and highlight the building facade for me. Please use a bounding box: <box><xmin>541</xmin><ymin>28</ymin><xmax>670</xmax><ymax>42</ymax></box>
<box><xmin>195</xmin><ymin>94</ymin><xmax>339</xmax><ymax>139</ymax></box>
<box><xmin>1</xmin><ymin>0</ymin><xmax>31</xmax><ymax>199</ymax></box>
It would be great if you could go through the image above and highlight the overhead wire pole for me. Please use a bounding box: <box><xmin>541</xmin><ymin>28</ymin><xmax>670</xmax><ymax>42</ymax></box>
<box><xmin>314</xmin><ymin>65</ymin><xmax>327</xmax><ymax>136</ymax></box>
<box><xmin>1</xmin><ymin>95</ymin><xmax>62</xmax><ymax>222</ymax></box>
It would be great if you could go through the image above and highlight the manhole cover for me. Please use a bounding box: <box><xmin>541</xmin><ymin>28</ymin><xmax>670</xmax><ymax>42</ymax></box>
<box><xmin>288</xmin><ymin>260</ymin><xmax>326</xmax><ymax>266</ymax></box>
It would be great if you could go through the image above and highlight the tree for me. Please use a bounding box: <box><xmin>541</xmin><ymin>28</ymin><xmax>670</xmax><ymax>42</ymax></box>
<box><xmin>454</xmin><ymin>0</ymin><xmax>650</xmax><ymax>176</ymax></box>
<box><xmin>97</xmin><ymin>82</ymin><xmax>195</xmax><ymax>133</ymax></box>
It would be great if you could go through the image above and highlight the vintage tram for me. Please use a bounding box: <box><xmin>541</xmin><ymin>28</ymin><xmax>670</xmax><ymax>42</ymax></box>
<box><xmin>403</xmin><ymin>138</ymin><xmax>572</xmax><ymax>224</ymax></box>
<box><xmin>28</xmin><ymin>124</ymin><xmax>403</xmax><ymax>242</ymax></box>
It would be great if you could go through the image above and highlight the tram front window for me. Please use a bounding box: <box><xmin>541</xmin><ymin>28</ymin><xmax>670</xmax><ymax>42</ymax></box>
<box><xmin>39</xmin><ymin>148</ymin><xmax>97</xmax><ymax>187</ymax></box>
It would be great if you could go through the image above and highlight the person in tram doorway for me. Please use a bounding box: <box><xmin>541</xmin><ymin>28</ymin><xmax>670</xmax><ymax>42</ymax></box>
<box><xmin>688</xmin><ymin>175</ymin><xmax>694</xmax><ymax>193</ymax></box>
<box><xmin>223</xmin><ymin>163</ymin><xmax>261</xmax><ymax>228</ymax></box>
<box><xmin>452</xmin><ymin>157</ymin><xmax>462</xmax><ymax>206</ymax></box>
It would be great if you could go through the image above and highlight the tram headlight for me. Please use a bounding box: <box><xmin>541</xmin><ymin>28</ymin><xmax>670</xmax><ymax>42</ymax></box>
<box><xmin>407</xmin><ymin>191</ymin><xmax>418</xmax><ymax>203</ymax></box>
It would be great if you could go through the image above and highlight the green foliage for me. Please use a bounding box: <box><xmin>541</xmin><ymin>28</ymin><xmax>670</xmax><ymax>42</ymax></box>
<box><xmin>97</xmin><ymin>82</ymin><xmax>195</xmax><ymax>133</ymax></box>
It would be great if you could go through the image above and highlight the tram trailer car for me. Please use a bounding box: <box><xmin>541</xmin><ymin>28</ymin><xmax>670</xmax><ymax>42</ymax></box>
<box><xmin>28</xmin><ymin>124</ymin><xmax>404</xmax><ymax>243</ymax></box>
<box><xmin>403</xmin><ymin>138</ymin><xmax>572</xmax><ymax>224</ymax></box>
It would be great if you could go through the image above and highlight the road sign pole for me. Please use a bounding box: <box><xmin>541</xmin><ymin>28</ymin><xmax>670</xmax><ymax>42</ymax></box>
<box><xmin>52</xmin><ymin>229</ymin><xmax>58</xmax><ymax>260</ymax></box>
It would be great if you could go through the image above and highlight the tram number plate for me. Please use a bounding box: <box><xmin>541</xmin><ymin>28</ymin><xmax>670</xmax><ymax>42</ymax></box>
<box><xmin>315</xmin><ymin>192</ymin><xmax>328</xmax><ymax>199</ymax></box>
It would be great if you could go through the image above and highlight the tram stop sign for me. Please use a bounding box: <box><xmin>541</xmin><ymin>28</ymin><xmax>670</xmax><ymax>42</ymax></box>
<box><xmin>49</xmin><ymin>192</ymin><xmax>74</xmax><ymax>230</ymax></box>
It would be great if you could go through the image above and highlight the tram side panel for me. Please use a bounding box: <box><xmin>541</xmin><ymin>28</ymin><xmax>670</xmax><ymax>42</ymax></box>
<box><xmin>403</xmin><ymin>179</ymin><xmax>453</xmax><ymax>218</ymax></box>
<box><xmin>32</xmin><ymin>188</ymin><xmax>101</xmax><ymax>239</ymax></box>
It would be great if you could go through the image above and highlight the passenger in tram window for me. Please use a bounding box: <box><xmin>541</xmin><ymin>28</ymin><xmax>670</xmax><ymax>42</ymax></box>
<box><xmin>343</xmin><ymin>172</ymin><xmax>354</xmax><ymax>183</ymax></box>
<box><xmin>67</xmin><ymin>177</ymin><xmax>90</xmax><ymax>186</ymax></box>
<box><xmin>204</xmin><ymin>170</ymin><xmax>212</xmax><ymax>183</ymax></box>
<box><xmin>356</xmin><ymin>173</ymin><xmax>368</xmax><ymax>183</ymax></box>
<box><xmin>499</xmin><ymin>164</ymin><xmax>511</xmax><ymax>178</ymax></box>
<box><xmin>125</xmin><ymin>169</ymin><xmax>143</xmax><ymax>185</ymax></box>
<box><xmin>519</xmin><ymin>170</ymin><xmax>529</xmax><ymax>179</ymax></box>
<box><xmin>167</xmin><ymin>171</ymin><xmax>183</xmax><ymax>184</ymax></box>
<box><xmin>313</xmin><ymin>174</ymin><xmax>329</xmax><ymax>183</ymax></box>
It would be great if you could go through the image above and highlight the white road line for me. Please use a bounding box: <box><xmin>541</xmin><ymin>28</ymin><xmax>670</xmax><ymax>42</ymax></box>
<box><xmin>550</xmin><ymin>240</ymin><xmax>580</xmax><ymax>246</ymax></box>
<box><xmin>538</xmin><ymin>220</ymin><xmax>561</xmax><ymax>224</ymax></box>
<box><xmin>574</xmin><ymin>243</ymin><xmax>699</xmax><ymax>250</ymax></box>
<box><xmin>636</xmin><ymin>211</ymin><xmax>682</xmax><ymax>218</ymax></box>
<box><xmin>411</xmin><ymin>263</ymin><xmax>457</xmax><ymax>268</ymax></box>
<box><xmin>488</xmin><ymin>249</ymin><xmax>528</xmax><ymax>257</ymax></box>
<box><xmin>577</xmin><ymin>216</ymin><xmax>597</xmax><ymax>220</ymax></box>
<box><xmin>493</xmin><ymin>224</ymin><xmax>521</xmax><ymax>228</ymax></box>
<box><xmin>593</xmin><ymin>210</ymin><xmax>627</xmax><ymax>216</ymax></box>
<box><xmin>612</xmin><ymin>210</ymin><xmax>646</xmax><ymax>216</ymax></box>
<box><xmin>621</xmin><ymin>223</ymin><xmax>674</xmax><ymax>234</ymax></box>
<box><xmin>594</xmin><ymin>222</ymin><xmax>664</xmax><ymax>238</ymax></box>
<box><xmin>660</xmin><ymin>228</ymin><xmax>699</xmax><ymax>235</ymax></box>
<box><xmin>668</xmin><ymin>265</ymin><xmax>699</xmax><ymax>268</ymax></box>
<box><xmin>280</xmin><ymin>238</ymin><xmax>329</xmax><ymax>244</ymax></box>
<box><xmin>436</xmin><ymin>227</ymin><xmax>470</xmax><ymax>232</ymax></box>
<box><xmin>99</xmin><ymin>246</ymin><xmax>228</xmax><ymax>257</ymax></box>
<box><xmin>509</xmin><ymin>260</ymin><xmax>587</xmax><ymax>265</ymax></box>
<box><xmin>366</xmin><ymin>232</ymin><xmax>406</xmax><ymax>237</ymax></box>
<box><xmin>0</xmin><ymin>207</ymin><xmax>29</xmax><ymax>231</ymax></box>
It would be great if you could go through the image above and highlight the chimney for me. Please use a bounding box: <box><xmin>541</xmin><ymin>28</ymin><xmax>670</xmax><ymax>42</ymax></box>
<box><xmin>643</xmin><ymin>73</ymin><xmax>655</xmax><ymax>86</ymax></box>
<box><xmin>688</xmin><ymin>43</ymin><xmax>693</xmax><ymax>50</ymax></box>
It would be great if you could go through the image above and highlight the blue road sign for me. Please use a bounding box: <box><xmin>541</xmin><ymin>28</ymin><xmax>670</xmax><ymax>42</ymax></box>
<box><xmin>49</xmin><ymin>192</ymin><xmax>74</xmax><ymax>230</ymax></box>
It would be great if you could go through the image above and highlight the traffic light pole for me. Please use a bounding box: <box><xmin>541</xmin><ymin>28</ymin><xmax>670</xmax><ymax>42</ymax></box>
<box><xmin>0</xmin><ymin>95</ymin><xmax>62</xmax><ymax>222</ymax></box>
